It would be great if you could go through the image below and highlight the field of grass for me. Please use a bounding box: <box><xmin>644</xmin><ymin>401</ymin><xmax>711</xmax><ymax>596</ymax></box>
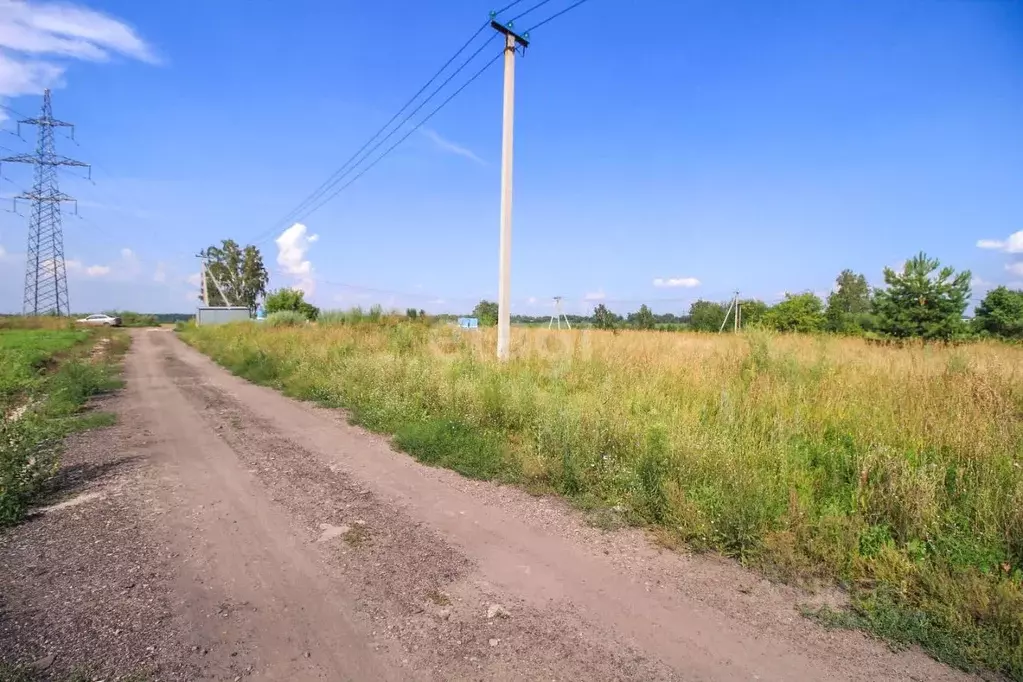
<box><xmin>1</xmin><ymin>325</ymin><xmax>127</xmax><ymax>525</ymax></box>
<box><xmin>181</xmin><ymin>320</ymin><xmax>1023</xmax><ymax>677</ymax></box>
<box><xmin>0</xmin><ymin>329</ymin><xmax>89</xmax><ymax>411</ymax></box>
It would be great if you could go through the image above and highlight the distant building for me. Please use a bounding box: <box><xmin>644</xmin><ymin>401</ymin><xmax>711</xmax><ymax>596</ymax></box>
<box><xmin>457</xmin><ymin>317</ymin><xmax>479</xmax><ymax>329</ymax></box>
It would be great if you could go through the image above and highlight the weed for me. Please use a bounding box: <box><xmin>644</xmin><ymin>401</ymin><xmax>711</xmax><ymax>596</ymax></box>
<box><xmin>425</xmin><ymin>588</ymin><xmax>451</xmax><ymax>606</ymax></box>
<box><xmin>0</xmin><ymin>327</ymin><xmax>126</xmax><ymax>526</ymax></box>
<box><xmin>343</xmin><ymin>523</ymin><xmax>371</xmax><ymax>547</ymax></box>
<box><xmin>179</xmin><ymin>322</ymin><xmax>1023</xmax><ymax>676</ymax></box>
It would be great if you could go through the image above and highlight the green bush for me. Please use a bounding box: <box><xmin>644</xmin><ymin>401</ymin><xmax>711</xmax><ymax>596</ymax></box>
<box><xmin>265</xmin><ymin>310</ymin><xmax>307</xmax><ymax>327</ymax></box>
<box><xmin>264</xmin><ymin>288</ymin><xmax>319</xmax><ymax>321</ymax></box>
<box><xmin>0</xmin><ymin>416</ymin><xmax>60</xmax><ymax>525</ymax></box>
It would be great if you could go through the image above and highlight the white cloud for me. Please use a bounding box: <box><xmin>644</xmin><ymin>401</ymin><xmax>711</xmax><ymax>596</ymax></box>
<box><xmin>1006</xmin><ymin>262</ymin><xmax>1023</xmax><ymax>277</ymax></box>
<box><xmin>0</xmin><ymin>0</ymin><xmax>157</xmax><ymax>109</ymax></box>
<box><xmin>977</xmin><ymin>231</ymin><xmax>1023</xmax><ymax>254</ymax></box>
<box><xmin>527</xmin><ymin>296</ymin><xmax>537</xmax><ymax>305</ymax></box>
<box><xmin>420</xmin><ymin>127</ymin><xmax>484</xmax><ymax>165</ymax></box>
<box><xmin>84</xmin><ymin>264</ymin><xmax>109</xmax><ymax>277</ymax></box>
<box><xmin>971</xmin><ymin>275</ymin><xmax>994</xmax><ymax>289</ymax></box>
<box><xmin>120</xmin><ymin>247</ymin><xmax>133</xmax><ymax>259</ymax></box>
<box><xmin>153</xmin><ymin>262</ymin><xmax>166</xmax><ymax>283</ymax></box>
<box><xmin>275</xmin><ymin>222</ymin><xmax>318</xmax><ymax>295</ymax></box>
<box><xmin>186</xmin><ymin>272</ymin><xmax>201</xmax><ymax>287</ymax></box>
<box><xmin>652</xmin><ymin>276</ymin><xmax>700</xmax><ymax>288</ymax></box>
<box><xmin>584</xmin><ymin>290</ymin><xmax>606</xmax><ymax>301</ymax></box>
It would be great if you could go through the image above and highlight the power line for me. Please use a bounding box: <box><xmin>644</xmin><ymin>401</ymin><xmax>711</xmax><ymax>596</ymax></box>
<box><xmin>288</xmin><ymin>52</ymin><xmax>503</xmax><ymax>226</ymax></box>
<box><xmin>248</xmin><ymin>6</ymin><xmax>529</xmax><ymax>247</ymax></box>
<box><xmin>525</xmin><ymin>0</ymin><xmax>598</xmax><ymax>32</ymax></box>
<box><xmin>507</xmin><ymin>0</ymin><xmax>558</xmax><ymax>24</ymax></box>
<box><xmin>251</xmin><ymin>39</ymin><xmax>500</xmax><ymax>245</ymax></box>
<box><xmin>0</xmin><ymin>102</ymin><xmax>30</xmax><ymax>121</ymax></box>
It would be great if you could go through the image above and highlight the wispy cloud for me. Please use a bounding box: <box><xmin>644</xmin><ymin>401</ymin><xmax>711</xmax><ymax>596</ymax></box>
<box><xmin>0</xmin><ymin>0</ymin><xmax>158</xmax><ymax>109</ymax></box>
<box><xmin>977</xmin><ymin>231</ymin><xmax>1023</xmax><ymax>254</ymax></box>
<box><xmin>584</xmin><ymin>290</ymin><xmax>606</xmax><ymax>301</ymax></box>
<box><xmin>420</xmin><ymin>127</ymin><xmax>485</xmax><ymax>165</ymax></box>
<box><xmin>652</xmin><ymin>276</ymin><xmax>700</xmax><ymax>288</ymax></box>
<box><xmin>1007</xmin><ymin>262</ymin><xmax>1023</xmax><ymax>277</ymax></box>
<box><xmin>275</xmin><ymin>222</ymin><xmax>318</xmax><ymax>295</ymax></box>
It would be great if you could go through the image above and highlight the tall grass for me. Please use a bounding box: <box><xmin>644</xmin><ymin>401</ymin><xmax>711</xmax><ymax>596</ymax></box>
<box><xmin>181</xmin><ymin>322</ymin><xmax>1023</xmax><ymax>677</ymax></box>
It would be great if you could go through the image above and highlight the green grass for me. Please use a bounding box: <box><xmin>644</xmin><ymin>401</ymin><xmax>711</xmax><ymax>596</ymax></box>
<box><xmin>0</xmin><ymin>326</ymin><xmax>126</xmax><ymax>526</ymax></box>
<box><xmin>180</xmin><ymin>320</ymin><xmax>1023</xmax><ymax>678</ymax></box>
<box><xmin>0</xmin><ymin>329</ymin><xmax>88</xmax><ymax>411</ymax></box>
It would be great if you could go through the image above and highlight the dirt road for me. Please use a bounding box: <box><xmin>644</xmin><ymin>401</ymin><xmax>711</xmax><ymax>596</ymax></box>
<box><xmin>0</xmin><ymin>329</ymin><xmax>975</xmax><ymax>681</ymax></box>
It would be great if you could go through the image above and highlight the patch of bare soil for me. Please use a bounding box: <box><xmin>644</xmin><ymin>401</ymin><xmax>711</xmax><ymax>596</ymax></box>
<box><xmin>0</xmin><ymin>393</ymin><xmax>201</xmax><ymax>681</ymax></box>
<box><xmin>164</xmin><ymin>350</ymin><xmax>674</xmax><ymax>681</ymax></box>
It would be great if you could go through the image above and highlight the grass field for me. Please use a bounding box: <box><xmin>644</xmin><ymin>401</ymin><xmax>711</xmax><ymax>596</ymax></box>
<box><xmin>181</xmin><ymin>320</ymin><xmax>1023</xmax><ymax>677</ymax></box>
<box><xmin>0</xmin><ymin>329</ymin><xmax>89</xmax><ymax>412</ymax></box>
<box><xmin>1</xmin><ymin>326</ymin><xmax>126</xmax><ymax>525</ymax></box>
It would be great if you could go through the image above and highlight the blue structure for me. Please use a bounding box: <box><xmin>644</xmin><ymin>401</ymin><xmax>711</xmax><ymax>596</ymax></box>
<box><xmin>457</xmin><ymin>317</ymin><xmax>479</xmax><ymax>329</ymax></box>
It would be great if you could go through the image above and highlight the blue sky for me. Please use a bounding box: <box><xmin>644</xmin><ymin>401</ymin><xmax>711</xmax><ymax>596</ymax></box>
<box><xmin>0</xmin><ymin>0</ymin><xmax>1020</xmax><ymax>315</ymax></box>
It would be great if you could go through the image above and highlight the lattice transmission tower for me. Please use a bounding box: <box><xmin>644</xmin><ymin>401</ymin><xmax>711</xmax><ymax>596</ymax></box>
<box><xmin>2</xmin><ymin>89</ymin><xmax>89</xmax><ymax>315</ymax></box>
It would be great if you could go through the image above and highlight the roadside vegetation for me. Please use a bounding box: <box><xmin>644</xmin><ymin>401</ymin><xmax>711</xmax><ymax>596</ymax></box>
<box><xmin>0</xmin><ymin>320</ymin><xmax>127</xmax><ymax>526</ymax></box>
<box><xmin>180</xmin><ymin>251</ymin><xmax>1023</xmax><ymax>678</ymax></box>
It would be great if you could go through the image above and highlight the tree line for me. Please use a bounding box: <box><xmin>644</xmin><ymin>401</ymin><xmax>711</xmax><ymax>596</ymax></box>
<box><xmin>477</xmin><ymin>252</ymin><xmax>1023</xmax><ymax>341</ymax></box>
<box><xmin>198</xmin><ymin>240</ymin><xmax>1022</xmax><ymax>341</ymax></box>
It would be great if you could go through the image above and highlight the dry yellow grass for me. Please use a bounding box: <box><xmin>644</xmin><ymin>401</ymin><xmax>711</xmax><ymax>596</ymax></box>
<box><xmin>183</xmin><ymin>320</ymin><xmax>1023</xmax><ymax>676</ymax></box>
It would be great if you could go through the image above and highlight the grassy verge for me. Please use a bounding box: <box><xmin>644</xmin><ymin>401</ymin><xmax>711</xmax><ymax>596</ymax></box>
<box><xmin>1</xmin><ymin>326</ymin><xmax>128</xmax><ymax>526</ymax></box>
<box><xmin>180</xmin><ymin>320</ymin><xmax>1023</xmax><ymax>677</ymax></box>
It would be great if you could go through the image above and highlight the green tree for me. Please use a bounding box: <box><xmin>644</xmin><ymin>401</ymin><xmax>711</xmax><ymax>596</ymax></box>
<box><xmin>873</xmin><ymin>252</ymin><xmax>971</xmax><ymax>340</ymax></box>
<box><xmin>473</xmin><ymin>300</ymin><xmax>499</xmax><ymax>326</ymax></box>
<box><xmin>689</xmin><ymin>300</ymin><xmax>727</xmax><ymax>332</ymax></box>
<box><xmin>825</xmin><ymin>270</ymin><xmax>873</xmax><ymax>333</ymax></box>
<box><xmin>592</xmin><ymin>303</ymin><xmax>621</xmax><ymax>330</ymax></box>
<box><xmin>264</xmin><ymin>287</ymin><xmax>319</xmax><ymax>321</ymax></box>
<box><xmin>628</xmin><ymin>304</ymin><xmax>656</xmax><ymax>330</ymax></box>
<box><xmin>737</xmin><ymin>299</ymin><xmax>768</xmax><ymax>328</ymax></box>
<box><xmin>764</xmin><ymin>292</ymin><xmax>825</xmax><ymax>333</ymax></box>
<box><xmin>406</xmin><ymin>308</ymin><xmax>419</xmax><ymax>319</ymax></box>
<box><xmin>201</xmin><ymin>240</ymin><xmax>269</xmax><ymax>313</ymax></box>
<box><xmin>973</xmin><ymin>286</ymin><xmax>1023</xmax><ymax>339</ymax></box>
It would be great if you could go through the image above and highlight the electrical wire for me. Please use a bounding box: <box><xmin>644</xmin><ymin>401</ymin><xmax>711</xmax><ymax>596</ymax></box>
<box><xmin>506</xmin><ymin>0</ymin><xmax>558</xmax><ymax>24</ymax></box>
<box><xmin>286</xmin><ymin>51</ymin><xmax>503</xmax><ymax>225</ymax></box>
<box><xmin>525</xmin><ymin>0</ymin><xmax>597</xmax><ymax>32</ymax></box>
<box><xmin>248</xmin><ymin>5</ymin><xmax>529</xmax><ymax>247</ymax></box>
<box><xmin>0</xmin><ymin>102</ymin><xmax>30</xmax><ymax>120</ymax></box>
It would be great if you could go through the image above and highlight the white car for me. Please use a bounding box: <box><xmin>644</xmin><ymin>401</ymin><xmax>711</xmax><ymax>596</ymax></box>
<box><xmin>76</xmin><ymin>313</ymin><xmax>122</xmax><ymax>327</ymax></box>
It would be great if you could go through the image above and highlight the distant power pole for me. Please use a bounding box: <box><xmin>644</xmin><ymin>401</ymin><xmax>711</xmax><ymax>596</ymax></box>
<box><xmin>492</xmin><ymin>18</ymin><xmax>529</xmax><ymax>361</ymax></box>
<box><xmin>720</xmin><ymin>291</ymin><xmax>740</xmax><ymax>333</ymax></box>
<box><xmin>548</xmin><ymin>296</ymin><xmax>571</xmax><ymax>330</ymax></box>
<box><xmin>2</xmin><ymin>89</ymin><xmax>89</xmax><ymax>316</ymax></box>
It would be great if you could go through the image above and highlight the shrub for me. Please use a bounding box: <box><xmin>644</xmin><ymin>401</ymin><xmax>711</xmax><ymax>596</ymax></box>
<box><xmin>0</xmin><ymin>416</ymin><xmax>60</xmax><ymax>525</ymax></box>
<box><xmin>265</xmin><ymin>310</ymin><xmax>307</xmax><ymax>327</ymax></box>
<box><xmin>264</xmin><ymin>288</ymin><xmax>320</xmax><ymax>321</ymax></box>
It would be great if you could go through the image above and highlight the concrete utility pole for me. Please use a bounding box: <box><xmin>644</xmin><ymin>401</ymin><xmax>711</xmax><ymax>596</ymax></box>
<box><xmin>492</xmin><ymin>19</ymin><xmax>529</xmax><ymax>361</ymax></box>
<box><xmin>197</xmin><ymin>254</ymin><xmax>209</xmax><ymax>306</ymax></box>
<box><xmin>720</xmin><ymin>291</ymin><xmax>740</xmax><ymax>333</ymax></box>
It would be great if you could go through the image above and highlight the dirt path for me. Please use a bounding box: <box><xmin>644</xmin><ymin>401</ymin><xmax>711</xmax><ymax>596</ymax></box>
<box><xmin>1</xmin><ymin>329</ymin><xmax>976</xmax><ymax>681</ymax></box>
